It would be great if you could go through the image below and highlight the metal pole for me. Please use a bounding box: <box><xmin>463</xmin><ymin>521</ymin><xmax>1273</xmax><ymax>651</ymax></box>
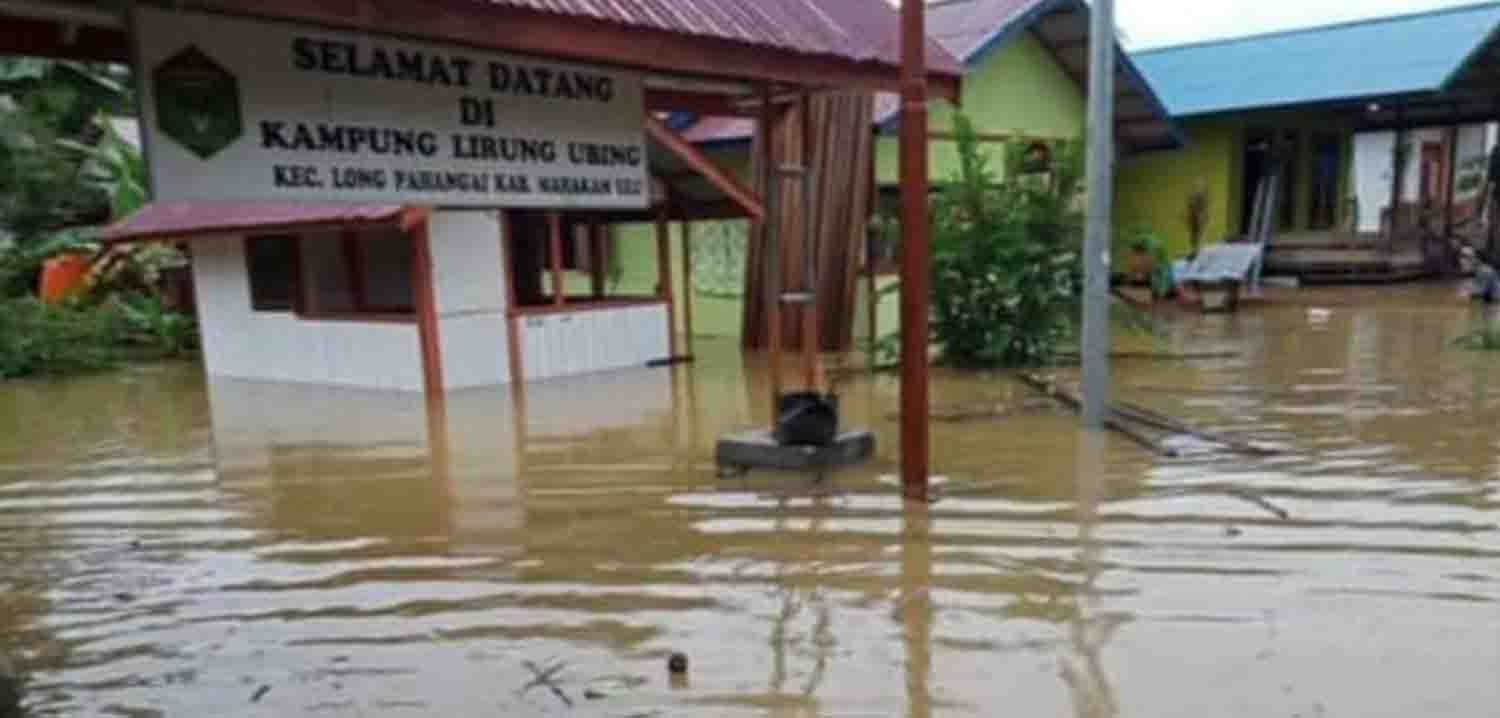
<box><xmin>899</xmin><ymin>0</ymin><xmax>931</xmax><ymax>501</ymax></box>
<box><xmin>1081</xmin><ymin>0</ymin><xmax>1115</xmax><ymax>430</ymax></box>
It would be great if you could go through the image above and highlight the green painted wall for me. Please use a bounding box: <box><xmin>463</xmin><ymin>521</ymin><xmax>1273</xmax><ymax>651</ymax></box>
<box><xmin>874</xmin><ymin>33</ymin><xmax>1087</xmax><ymax>185</ymax></box>
<box><xmin>1115</xmin><ymin>119</ymin><xmax>1241</xmax><ymax>257</ymax></box>
<box><xmin>610</xmin><ymin>31</ymin><xmax>1092</xmax><ymax>342</ymax></box>
<box><xmin>1116</xmin><ymin>110</ymin><xmax>1361</xmax><ymax>259</ymax></box>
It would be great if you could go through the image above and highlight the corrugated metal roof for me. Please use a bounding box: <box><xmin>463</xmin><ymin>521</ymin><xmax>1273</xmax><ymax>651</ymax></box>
<box><xmin>687</xmin><ymin>0</ymin><xmax>1183</xmax><ymax>153</ymax></box>
<box><xmin>479</xmin><ymin>0</ymin><xmax>964</xmax><ymax>76</ymax></box>
<box><xmin>103</xmin><ymin>202</ymin><xmax>408</xmax><ymax>243</ymax></box>
<box><xmin>1134</xmin><ymin>2</ymin><xmax>1500</xmax><ymax>118</ymax></box>
<box><xmin>924</xmin><ymin>0</ymin><xmax>1038</xmax><ymax>60</ymax></box>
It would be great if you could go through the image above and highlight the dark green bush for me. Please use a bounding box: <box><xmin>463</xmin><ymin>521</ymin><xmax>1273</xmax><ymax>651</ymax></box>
<box><xmin>0</xmin><ymin>294</ymin><xmax>197</xmax><ymax>380</ymax></box>
<box><xmin>927</xmin><ymin>115</ymin><xmax>1085</xmax><ymax>368</ymax></box>
<box><xmin>0</xmin><ymin>298</ymin><xmax>124</xmax><ymax>378</ymax></box>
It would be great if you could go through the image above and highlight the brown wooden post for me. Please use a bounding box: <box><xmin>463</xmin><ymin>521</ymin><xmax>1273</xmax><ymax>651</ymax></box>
<box><xmin>499</xmin><ymin>210</ymin><xmax>524</xmax><ymax>387</ymax></box>
<box><xmin>867</xmin><ymin>150</ymin><xmax>880</xmax><ymax>353</ymax></box>
<box><xmin>1387</xmin><ymin>125</ymin><xmax>1407</xmax><ymax>254</ymax></box>
<box><xmin>656</xmin><ymin>205</ymin><xmax>678</xmax><ymax>359</ymax></box>
<box><xmin>681</xmin><ymin>220</ymin><xmax>696</xmax><ymax>358</ymax></box>
<box><xmin>547</xmin><ymin>211</ymin><xmax>565</xmax><ymax>306</ymax></box>
<box><xmin>341</xmin><ymin>230</ymin><xmax>367</xmax><ymax>312</ymax></box>
<box><xmin>899</xmin><ymin>0</ymin><xmax>931</xmax><ymax>500</ymax></box>
<box><xmin>589</xmin><ymin>223</ymin><xmax>607</xmax><ymax>299</ymax></box>
<box><xmin>760</xmin><ymin>83</ymin><xmax>783</xmax><ymax>414</ymax></box>
<box><xmin>1444</xmin><ymin>126</ymin><xmax>1460</xmax><ymax>240</ymax></box>
<box><xmin>410</xmin><ymin>214</ymin><xmax>446</xmax><ymax>403</ymax></box>
<box><xmin>799</xmin><ymin>92</ymin><xmax>820</xmax><ymax>391</ymax></box>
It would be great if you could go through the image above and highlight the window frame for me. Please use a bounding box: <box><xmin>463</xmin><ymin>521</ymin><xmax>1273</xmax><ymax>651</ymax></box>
<box><xmin>243</xmin><ymin>228</ymin><xmax>418</xmax><ymax>324</ymax></box>
<box><xmin>503</xmin><ymin>209</ymin><xmax>667</xmax><ymax>317</ymax></box>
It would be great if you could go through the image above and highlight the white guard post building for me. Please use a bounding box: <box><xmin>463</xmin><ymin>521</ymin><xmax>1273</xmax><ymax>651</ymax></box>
<box><xmin>88</xmin><ymin>0</ymin><xmax>963</xmax><ymax>400</ymax></box>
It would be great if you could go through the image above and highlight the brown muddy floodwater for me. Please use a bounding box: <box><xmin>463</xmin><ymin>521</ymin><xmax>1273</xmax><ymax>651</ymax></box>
<box><xmin>1</xmin><ymin>284</ymin><xmax>1498</xmax><ymax>717</ymax></box>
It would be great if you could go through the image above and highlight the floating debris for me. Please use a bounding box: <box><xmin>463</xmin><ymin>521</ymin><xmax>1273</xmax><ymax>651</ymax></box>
<box><xmin>520</xmin><ymin>659</ymin><xmax>573</xmax><ymax>707</ymax></box>
<box><xmin>250</xmin><ymin>684</ymin><xmax>271</xmax><ymax>703</ymax></box>
<box><xmin>667</xmin><ymin>653</ymin><xmax>689</xmax><ymax>676</ymax></box>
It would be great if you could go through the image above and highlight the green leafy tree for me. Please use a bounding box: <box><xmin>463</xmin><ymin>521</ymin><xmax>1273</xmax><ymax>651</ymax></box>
<box><xmin>927</xmin><ymin>114</ymin><xmax>1085</xmax><ymax>367</ymax></box>
<box><xmin>0</xmin><ymin>58</ymin><xmax>133</xmax><ymax>242</ymax></box>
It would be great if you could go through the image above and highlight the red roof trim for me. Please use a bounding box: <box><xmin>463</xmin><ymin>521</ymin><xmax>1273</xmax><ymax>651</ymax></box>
<box><xmin>102</xmin><ymin>201</ymin><xmax>410</xmax><ymax>244</ymax></box>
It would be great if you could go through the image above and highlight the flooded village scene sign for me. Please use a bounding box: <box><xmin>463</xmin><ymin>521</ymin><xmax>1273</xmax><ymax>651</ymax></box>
<box><xmin>134</xmin><ymin>6</ymin><xmax>649</xmax><ymax>208</ymax></box>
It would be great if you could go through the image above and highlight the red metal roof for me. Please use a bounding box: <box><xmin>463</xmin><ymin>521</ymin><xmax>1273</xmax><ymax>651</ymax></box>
<box><xmin>480</xmin><ymin>0</ymin><xmax>964</xmax><ymax>76</ymax></box>
<box><xmin>102</xmin><ymin>201</ymin><xmax>409</xmax><ymax>243</ymax></box>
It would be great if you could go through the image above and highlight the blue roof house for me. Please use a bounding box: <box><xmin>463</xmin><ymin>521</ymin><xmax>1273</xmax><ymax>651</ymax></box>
<box><xmin>1116</xmin><ymin>2</ymin><xmax>1500</xmax><ymax>277</ymax></box>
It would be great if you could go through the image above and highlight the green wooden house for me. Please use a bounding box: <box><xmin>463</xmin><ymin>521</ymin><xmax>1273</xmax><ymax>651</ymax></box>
<box><xmin>627</xmin><ymin>0</ymin><xmax>1180</xmax><ymax>342</ymax></box>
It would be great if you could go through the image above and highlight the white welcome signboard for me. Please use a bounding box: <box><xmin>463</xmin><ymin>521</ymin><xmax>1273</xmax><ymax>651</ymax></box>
<box><xmin>133</xmin><ymin>7</ymin><xmax>649</xmax><ymax>208</ymax></box>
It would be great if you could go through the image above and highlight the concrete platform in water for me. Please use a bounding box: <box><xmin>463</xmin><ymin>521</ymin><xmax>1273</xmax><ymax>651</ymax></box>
<box><xmin>715</xmin><ymin>430</ymin><xmax>875</xmax><ymax>476</ymax></box>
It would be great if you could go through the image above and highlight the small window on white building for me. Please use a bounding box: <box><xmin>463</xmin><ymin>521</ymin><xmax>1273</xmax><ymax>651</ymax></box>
<box><xmin>245</xmin><ymin>228</ymin><xmax>416</xmax><ymax>321</ymax></box>
<box><xmin>246</xmin><ymin>235</ymin><xmax>298</xmax><ymax>312</ymax></box>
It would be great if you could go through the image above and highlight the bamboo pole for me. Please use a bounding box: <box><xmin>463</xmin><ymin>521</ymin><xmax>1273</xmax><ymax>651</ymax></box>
<box><xmin>898</xmin><ymin>0</ymin><xmax>931</xmax><ymax>500</ymax></box>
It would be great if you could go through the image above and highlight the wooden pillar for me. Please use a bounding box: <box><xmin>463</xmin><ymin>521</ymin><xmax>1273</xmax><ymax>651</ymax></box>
<box><xmin>1444</xmin><ymin>126</ymin><xmax>1460</xmax><ymax>240</ymax></box>
<box><xmin>410</xmin><ymin>214</ymin><xmax>445</xmax><ymax>402</ymax></box>
<box><xmin>898</xmin><ymin>0</ymin><xmax>931</xmax><ymax>500</ymax></box>
<box><xmin>1387</xmin><ymin>125</ymin><xmax>1407</xmax><ymax>254</ymax></box>
<box><xmin>867</xmin><ymin>153</ymin><xmax>880</xmax><ymax>355</ymax></box>
<box><xmin>547</xmin><ymin>211</ymin><xmax>565</xmax><ymax>306</ymax></box>
<box><xmin>681</xmin><ymin>220</ymin><xmax>696</xmax><ymax>358</ymax></box>
<box><xmin>760</xmin><ymin>83</ymin><xmax>783</xmax><ymax>414</ymax></box>
<box><xmin>499</xmin><ymin>210</ymin><xmax>524</xmax><ymax>387</ymax></box>
<box><xmin>655</xmin><ymin>206</ymin><xmax>678</xmax><ymax>359</ymax></box>
<box><xmin>589</xmin><ymin>223</ymin><xmax>606</xmax><ymax>300</ymax></box>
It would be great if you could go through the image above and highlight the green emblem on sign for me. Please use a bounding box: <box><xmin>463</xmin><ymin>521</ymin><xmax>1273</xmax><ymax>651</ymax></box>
<box><xmin>153</xmin><ymin>46</ymin><xmax>242</xmax><ymax>160</ymax></box>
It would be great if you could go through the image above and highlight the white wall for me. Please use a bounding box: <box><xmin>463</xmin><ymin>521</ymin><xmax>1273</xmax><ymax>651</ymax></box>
<box><xmin>428</xmin><ymin>210</ymin><xmax>511</xmax><ymax>391</ymax></box>
<box><xmin>1353</xmin><ymin>131</ymin><xmax>1396</xmax><ymax>233</ymax></box>
<box><xmin>1352</xmin><ymin>124</ymin><xmax>1499</xmax><ymax>233</ymax></box>
<box><xmin>192</xmin><ymin>212</ymin><xmax>670</xmax><ymax>393</ymax></box>
<box><xmin>518</xmin><ymin>303</ymin><xmax>670</xmax><ymax>382</ymax></box>
<box><xmin>192</xmin><ymin>236</ymin><xmax>425</xmax><ymax>391</ymax></box>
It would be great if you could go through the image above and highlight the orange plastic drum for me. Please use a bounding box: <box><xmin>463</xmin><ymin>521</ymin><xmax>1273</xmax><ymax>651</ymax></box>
<box><xmin>39</xmin><ymin>254</ymin><xmax>91</xmax><ymax>303</ymax></box>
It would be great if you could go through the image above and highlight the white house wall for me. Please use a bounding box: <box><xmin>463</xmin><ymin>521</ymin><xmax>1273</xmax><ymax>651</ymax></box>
<box><xmin>1352</xmin><ymin>124</ymin><xmax>1498</xmax><ymax>233</ymax></box>
<box><xmin>191</xmin><ymin>236</ymin><xmax>425</xmax><ymax>391</ymax></box>
<box><xmin>519</xmin><ymin>304</ymin><xmax>669</xmax><ymax>382</ymax></box>
<box><xmin>428</xmin><ymin>210</ymin><xmax>512</xmax><ymax>391</ymax></box>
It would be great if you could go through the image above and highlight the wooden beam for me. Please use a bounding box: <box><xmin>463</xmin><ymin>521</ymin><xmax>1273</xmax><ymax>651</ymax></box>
<box><xmin>645</xmin><ymin>115</ymin><xmax>765</xmax><ymax>221</ymax></box>
<box><xmin>411</xmin><ymin>217</ymin><xmax>446</xmax><ymax>401</ymax></box>
<box><xmin>899</xmin><ymin>0</ymin><xmax>932</xmax><ymax>500</ymax></box>
<box><xmin>547</xmin><ymin>212</ymin><xmax>564</xmax><ymax>307</ymax></box>
<box><xmin>681</xmin><ymin>220</ymin><xmax>696</xmax><ymax>358</ymax></box>
<box><xmin>499</xmin><ymin>210</ymin><xmax>524</xmax><ymax>387</ymax></box>
<box><xmin>589</xmin><ymin>223</ymin><xmax>606</xmax><ymax>300</ymax></box>
<box><xmin>186</xmin><ymin>0</ymin><xmax>963</xmax><ymax>100</ymax></box>
<box><xmin>647</xmin><ymin>89</ymin><xmax>756</xmax><ymax>116</ymax></box>
<box><xmin>655</xmin><ymin>205</ymin><xmax>678</xmax><ymax>359</ymax></box>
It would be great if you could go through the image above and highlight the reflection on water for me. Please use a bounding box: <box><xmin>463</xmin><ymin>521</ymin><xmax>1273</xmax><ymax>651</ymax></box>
<box><xmin>1</xmin><ymin>285</ymin><xmax>1498</xmax><ymax>717</ymax></box>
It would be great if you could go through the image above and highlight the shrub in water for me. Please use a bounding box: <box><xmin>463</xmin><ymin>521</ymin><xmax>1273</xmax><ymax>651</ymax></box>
<box><xmin>927</xmin><ymin>115</ymin><xmax>1084</xmax><ymax>367</ymax></box>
